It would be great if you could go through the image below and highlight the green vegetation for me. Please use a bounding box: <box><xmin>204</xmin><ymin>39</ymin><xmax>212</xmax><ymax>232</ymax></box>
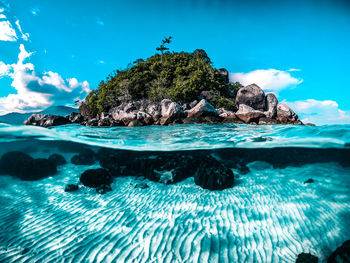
<box><xmin>82</xmin><ymin>37</ymin><xmax>242</xmax><ymax>117</ymax></box>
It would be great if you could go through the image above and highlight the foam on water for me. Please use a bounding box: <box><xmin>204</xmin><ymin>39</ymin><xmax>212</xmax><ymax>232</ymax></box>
<box><xmin>0</xmin><ymin>123</ymin><xmax>350</xmax><ymax>151</ymax></box>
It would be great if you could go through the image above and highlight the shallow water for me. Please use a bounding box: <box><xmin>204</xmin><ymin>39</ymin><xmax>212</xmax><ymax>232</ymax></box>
<box><xmin>0</xmin><ymin>123</ymin><xmax>349</xmax><ymax>262</ymax></box>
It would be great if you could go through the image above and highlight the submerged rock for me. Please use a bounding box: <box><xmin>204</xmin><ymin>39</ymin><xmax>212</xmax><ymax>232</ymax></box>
<box><xmin>64</xmin><ymin>184</ymin><xmax>79</xmax><ymax>192</ymax></box>
<box><xmin>71</xmin><ymin>148</ymin><xmax>96</xmax><ymax>165</ymax></box>
<box><xmin>236</xmin><ymin>84</ymin><xmax>266</xmax><ymax>111</ymax></box>
<box><xmin>194</xmin><ymin>156</ymin><xmax>234</xmax><ymax>190</ymax></box>
<box><xmin>0</xmin><ymin>151</ymin><xmax>57</xmax><ymax>180</ymax></box>
<box><xmin>296</xmin><ymin>253</ymin><xmax>318</xmax><ymax>263</ymax></box>
<box><xmin>96</xmin><ymin>184</ymin><xmax>112</xmax><ymax>194</ymax></box>
<box><xmin>49</xmin><ymin>154</ymin><xmax>67</xmax><ymax>166</ymax></box>
<box><xmin>135</xmin><ymin>183</ymin><xmax>149</xmax><ymax>189</ymax></box>
<box><xmin>327</xmin><ymin>239</ymin><xmax>350</xmax><ymax>263</ymax></box>
<box><xmin>304</xmin><ymin>178</ymin><xmax>315</xmax><ymax>184</ymax></box>
<box><xmin>80</xmin><ymin>168</ymin><xmax>112</xmax><ymax>188</ymax></box>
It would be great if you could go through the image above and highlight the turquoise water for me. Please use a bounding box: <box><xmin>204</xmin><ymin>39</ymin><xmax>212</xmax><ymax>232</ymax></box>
<box><xmin>0</xmin><ymin>123</ymin><xmax>349</xmax><ymax>262</ymax></box>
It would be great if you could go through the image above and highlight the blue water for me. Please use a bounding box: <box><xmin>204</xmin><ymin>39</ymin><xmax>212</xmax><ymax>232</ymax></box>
<box><xmin>0</xmin><ymin>123</ymin><xmax>349</xmax><ymax>262</ymax></box>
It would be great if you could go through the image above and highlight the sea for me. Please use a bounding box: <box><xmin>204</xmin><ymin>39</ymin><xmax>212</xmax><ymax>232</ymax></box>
<box><xmin>0</xmin><ymin>123</ymin><xmax>349</xmax><ymax>262</ymax></box>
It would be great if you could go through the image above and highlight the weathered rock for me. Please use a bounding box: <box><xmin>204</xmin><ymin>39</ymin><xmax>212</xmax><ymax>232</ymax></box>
<box><xmin>80</xmin><ymin>168</ymin><xmax>112</xmax><ymax>188</ymax></box>
<box><xmin>194</xmin><ymin>156</ymin><xmax>234</xmax><ymax>190</ymax></box>
<box><xmin>64</xmin><ymin>184</ymin><xmax>79</xmax><ymax>192</ymax></box>
<box><xmin>145</xmin><ymin>102</ymin><xmax>161</xmax><ymax>122</ymax></box>
<box><xmin>187</xmin><ymin>99</ymin><xmax>218</xmax><ymax>118</ymax></box>
<box><xmin>66</xmin><ymin>112</ymin><xmax>83</xmax><ymax>124</ymax></box>
<box><xmin>0</xmin><ymin>151</ymin><xmax>57</xmax><ymax>180</ymax></box>
<box><xmin>98</xmin><ymin>112</ymin><xmax>112</xmax><ymax>126</ymax></box>
<box><xmin>48</xmin><ymin>154</ymin><xmax>67</xmax><ymax>166</ymax></box>
<box><xmin>327</xmin><ymin>239</ymin><xmax>350</xmax><ymax>263</ymax></box>
<box><xmin>86</xmin><ymin>118</ymin><xmax>98</xmax><ymax>126</ymax></box>
<box><xmin>264</xmin><ymin>93</ymin><xmax>278</xmax><ymax>118</ymax></box>
<box><xmin>24</xmin><ymin>114</ymin><xmax>71</xmax><ymax>127</ymax></box>
<box><xmin>235</xmin><ymin>104</ymin><xmax>266</xmax><ymax>123</ymax></box>
<box><xmin>160</xmin><ymin>99</ymin><xmax>183</xmax><ymax>125</ymax></box>
<box><xmin>296</xmin><ymin>253</ymin><xmax>318</xmax><ymax>263</ymax></box>
<box><xmin>136</xmin><ymin>111</ymin><xmax>153</xmax><ymax>125</ymax></box>
<box><xmin>199</xmin><ymin>90</ymin><xmax>215</xmax><ymax>101</ymax></box>
<box><xmin>71</xmin><ymin>148</ymin><xmax>96</xmax><ymax>165</ymax></box>
<box><xmin>128</xmin><ymin>119</ymin><xmax>144</xmax><ymax>127</ymax></box>
<box><xmin>258</xmin><ymin>117</ymin><xmax>279</xmax><ymax>125</ymax></box>
<box><xmin>189</xmin><ymin>100</ymin><xmax>198</xmax><ymax>109</ymax></box>
<box><xmin>217</xmin><ymin>108</ymin><xmax>235</xmax><ymax>118</ymax></box>
<box><xmin>276</xmin><ymin>103</ymin><xmax>299</xmax><ymax>123</ymax></box>
<box><xmin>218</xmin><ymin>68</ymin><xmax>229</xmax><ymax>82</ymax></box>
<box><xmin>236</xmin><ymin>84</ymin><xmax>266</xmax><ymax>111</ymax></box>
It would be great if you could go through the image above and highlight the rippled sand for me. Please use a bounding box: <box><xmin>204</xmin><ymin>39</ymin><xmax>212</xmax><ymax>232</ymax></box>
<box><xmin>0</xmin><ymin>158</ymin><xmax>349</xmax><ymax>262</ymax></box>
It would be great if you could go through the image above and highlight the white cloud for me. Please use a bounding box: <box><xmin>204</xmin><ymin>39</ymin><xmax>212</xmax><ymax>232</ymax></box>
<box><xmin>0</xmin><ymin>44</ymin><xmax>90</xmax><ymax>114</ymax></box>
<box><xmin>0</xmin><ymin>6</ymin><xmax>29</xmax><ymax>41</ymax></box>
<box><xmin>287</xmin><ymin>99</ymin><xmax>350</xmax><ymax>125</ymax></box>
<box><xmin>230</xmin><ymin>69</ymin><xmax>303</xmax><ymax>93</ymax></box>
<box><xmin>31</xmin><ymin>8</ymin><xmax>40</xmax><ymax>16</ymax></box>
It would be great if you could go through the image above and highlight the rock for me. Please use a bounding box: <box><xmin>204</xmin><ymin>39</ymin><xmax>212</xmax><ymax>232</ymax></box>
<box><xmin>327</xmin><ymin>239</ymin><xmax>350</xmax><ymax>263</ymax></box>
<box><xmin>235</xmin><ymin>104</ymin><xmax>266</xmax><ymax>123</ymax></box>
<box><xmin>276</xmin><ymin>103</ymin><xmax>299</xmax><ymax>123</ymax></box>
<box><xmin>48</xmin><ymin>154</ymin><xmax>67</xmax><ymax>166</ymax></box>
<box><xmin>199</xmin><ymin>90</ymin><xmax>215</xmax><ymax>101</ymax></box>
<box><xmin>305</xmin><ymin>123</ymin><xmax>316</xmax><ymax>126</ymax></box>
<box><xmin>194</xmin><ymin>156</ymin><xmax>234</xmax><ymax>190</ymax></box>
<box><xmin>80</xmin><ymin>168</ymin><xmax>112</xmax><ymax>188</ymax></box>
<box><xmin>71</xmin><ymin>148</ymin><xmax>96</xmax><ymax>165</ymax></box>
<box><xmin>187</xmin><ymin>99</ymin><xmax>218</xmax><ymax>118</ymax></box>
<box><xmin>182</xmin><ymin>103</ymin><xmax>191</xmax><ymax>111</ymax></box>
<box><xmin>66</xmin><ymin>112</ymin><xmax>83</xmax><ymax>124</ymax></box>
<box><xmin>217</xmin><ymin>108</ymin><xmax>235</xmax><ymax>118</ymax></box>
<box><xmin>136</xmin><ymin>111</ymin><xmax>153</xmax><ymax>125</ymax></box>
<box><xmin>128</xmin><ymin>119</ymin><xmax>144</xmax><ymax>127</ymax></box>
<box><xmin>145</xmin><ymin>102</ymin><xmax>161</xmax><ymax>122</ymax></box>
<box><xmin>24</xmin><ymin>114</ymin><xmax>71</xmax><ymax>127</ymax></box>
<box><xmin>160</xmin><ymin>99</ymin><xmax>183</xmax><ymax>125</ymax></box>
<box><xmin>264</xmin><ymin>93</ymin><xmax>278</xmax><ymax>118</ymax></box>
<box><xmin>98</xmin><ymin>112</ymin><xmax>112</xmax><ymax>126</ymax></box>
<box><xmin>64</xmin><ymin>184</ymin><xmax>79</xmax><ymax>192</ymax></box>
<box><xmin>86</xmin><ymin>118</ymin><xmax>98</xmax><ymax>126</ymax></box>
<box><xmin>304</xmin><ymin>178</ymin><xmax>314</xmax><ymax>184</ymax></box>
<box><xmin>218</xmin><ymin>68</ymin><xmax>229</xmax><ymax>82</ymax></box>
<box><xmin>296</xmin><ymin>252</ymin><xmax>318</xmax><ymax>263</ymax></box>
<box><xmin>96</xmin><ymin>184</ymin><xmax>112</xmax><ymax>194</ymax></box>
<box><xmin>258</xmin><ymin>117</ymin><xmax>279</xmax><ymax>125</ymax></box>
<box><xmin>135</xmin><ymin>183</ymin><xmax>149</xmax><ymax>189</ymax></box>
<box><xmin>236</xmin><ymin>84</ymin><xmax>266</xmax><ymax>111</ymax></box>
<box><xmin>0</xmin><ymin>151</ymin><xmax>57</xmax><ymax>180</ymax></box>
<box><xmin>189</xmin><ymin>100</ymin><xmax>198</xmax><ymax>108</ymax></box>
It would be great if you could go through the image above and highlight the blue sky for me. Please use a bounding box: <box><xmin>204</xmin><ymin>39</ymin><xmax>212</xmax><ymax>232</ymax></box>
<box><xmin>0</xmin><ymin>0</ymin><xmax>349</xmax><ymax>124</ymax></box>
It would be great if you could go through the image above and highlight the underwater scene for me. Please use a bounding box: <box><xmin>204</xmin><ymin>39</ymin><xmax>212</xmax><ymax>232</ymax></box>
<box><xmin>0</xmin><ymin>123</ymin><xmax>349</xmax><ymax>262</ymax></box>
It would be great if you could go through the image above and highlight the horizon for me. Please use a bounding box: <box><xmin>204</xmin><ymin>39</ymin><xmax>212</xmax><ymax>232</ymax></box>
<box><xmin>1</xmin><ymin>0</ymin><xmax>350</xmax><ymax>125</ymax></box>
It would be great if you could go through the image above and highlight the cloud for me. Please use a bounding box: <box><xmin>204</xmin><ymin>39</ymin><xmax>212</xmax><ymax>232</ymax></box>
<box><xmin>0</xmin><ymin>44</ymin><xmax>90</xmax><ymax>114</ymax></box>
<box><xmin>230</xmin><ymin>69</ymin><xmax>303</xmax><ymax>93</ymax></box>
<box><xmin>0</xmin><ymin>5</ymin><xmax>29</xmax><ymax>41</ymax></box>
<box><xmin>287</xmin><ymin>99</ymin><xmax>350</xmax><ymax>125</ymax></box>
<box><xmin>31</xmin><ymin>8</ymin><xmax>40</xmax><ymax>16</ymax></box>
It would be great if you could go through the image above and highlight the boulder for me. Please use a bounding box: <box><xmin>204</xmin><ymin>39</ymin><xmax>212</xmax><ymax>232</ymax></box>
<box><xmin>71</xmin><ymin>148</ymin><xmax>96</xmax><ymax>165</ymax></box>
<box><xmin>236</xmin><ymin>84</ymin><xmax>266</xmax><ymax>111</ymax></box>
<box><xmin>264</xmin><ymin>93</ymin><xmax>278</xmax><ymax>118</ymax></box>
<box><xmin>187</xmin><ymin>99</ymin><xmax>218</xmax><ymax>118</ymax></box>
<box><xmin>296</xmin><ymin>253</ymin><xmax>318</xmax><ymax>263</ymax></box>
<box><xmin>235</xmin><ymin>104</ymin><xmax>266</xmax><ymax>123</ymax></box>
<box><xmin>66</xmin><ymin>112</ymin><xmax>83</xmax><ymax>124</ymax></box>
<box><xmin>189</xmin><ymin>100</ymin><xmax>198</xmax><ymax>109</ymax></box>
<box><xmin>199</xmin><ymin>90</ymin><xmax>215</xmax><ymax>101</ymax></box>
<box><xmin>327</xmin><ymin>239</ymin><xmax>350</xmax><ymax>263</ymax></box>
<box><xmin>0</xmin><ymin>151</ymin><xmax>57</xmax><ymax>180</ymax></box>
<box><xmin>160</xmin><ymin>99</ymin><xmax>183</xmax><ymax>125</ymax></box>
<box><xmin>86</xmin><ymin>118</ymin><xmax>98</xmax><ymax>126</ymax></box>
<box><xmin>304</xmin><ymin>178</ymin><xmax>314</xmax><ymax>184</ymax></box>
<box><xmin>24</xmin><ymin>114</ymin><xmax>71</xmax><ymax>127</ymax></box>
<box><xmin>48</xmin><ymin>154</ymin><xmax>67</xmax><ymax>166</ymax></box>
<box><xmin>80</xmin><ymin>168</ymin><xmax>112</xmax><ymax>188</ymax></box>
<box><xmin>128</xmin><ymin>119</ymin><xmax>144</xmax><ymax>127</ymax></box>
<box><xmin>258</xmin><ymin>117</ymin><xmax>279</xmax><ymax>125</ymax></box>
<box><xmin>194</xmin><ymin>156</ymin><xmax>234</xmax><ymax>190</ymax></box>
<box><xmin>276</xmin><ymin>103</ymin><xmax>299</xmax><ymax>123</ymax></box>
<box><xmin>64</xmin><ymin>184</ymin><xmax>79</xmax><ymax>192</ymax></box>
<box><xmin>145</xmin><ymin>102</ymin><xmax>161</xmax><ymax>122</ymax></box>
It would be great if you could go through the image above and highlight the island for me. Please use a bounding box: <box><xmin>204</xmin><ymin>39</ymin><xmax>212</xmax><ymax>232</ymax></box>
<box><xmin>23</xmin><ymin>38</ymin><xmax>307</xmax><ymax>128</ymax></box>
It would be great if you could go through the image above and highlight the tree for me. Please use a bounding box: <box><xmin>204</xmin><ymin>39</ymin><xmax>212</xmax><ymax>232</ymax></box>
<box><xmin>156</xmin><ymin>36</ymin><xmax>172</xmax><ymax>54</ymax></box>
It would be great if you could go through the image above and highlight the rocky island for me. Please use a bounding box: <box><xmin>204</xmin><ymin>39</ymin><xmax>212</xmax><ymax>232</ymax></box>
<box><xmin>23</xmin><ymin>41</ymin><xmax>305</xmax><ymax>128</ymax></box>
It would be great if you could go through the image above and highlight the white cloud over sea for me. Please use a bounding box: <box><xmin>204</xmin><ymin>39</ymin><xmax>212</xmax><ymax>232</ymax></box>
<box><xmin>0</xmin><ymin>44</ymin><xmax>90</xmax><ymax>115</ymax></box>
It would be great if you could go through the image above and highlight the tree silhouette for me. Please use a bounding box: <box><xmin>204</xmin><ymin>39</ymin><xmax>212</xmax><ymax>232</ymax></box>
<box><xmin>156</xmin><ymin>36</ymin><xmax>172</xmax><ymax>54</ymax></box>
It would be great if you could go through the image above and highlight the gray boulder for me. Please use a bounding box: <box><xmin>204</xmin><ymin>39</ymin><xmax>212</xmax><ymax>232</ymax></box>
<box><xmin>187</xmin><ymin>99</ymin><xmax>218</xmax><ymax>118</ymax></box>
<box><xmin>235</xmin><ymin>104</ymin><xmax>265</xmax><ymax>123</ymax></box>
<box><xmin>66</xmin><ymin>112</ymin><xmax>83</xmax><ymax>124</ymax></box>
<box><xmin>160</xmin><ymin>99</ymin><xmax>183</xmax><ymax>125</ymax></box>
<box><xmin>236</xmin><ymin>84</ymin><xmax>266</xmax><ymax>111</ymax></box>
<box><xmin>24</xmin><ymin>114</ymin><xmax>71</xmax><ymax>127</ymax></box>
<box><xmin>276</xmin><ymin>103</ymin><xmax>298</xmax><ymax>123</ymax></box>
<box><xmin>264</xmin><ymin>93</ymin><xmax>278</xmax><ymax>118</ymax></box>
